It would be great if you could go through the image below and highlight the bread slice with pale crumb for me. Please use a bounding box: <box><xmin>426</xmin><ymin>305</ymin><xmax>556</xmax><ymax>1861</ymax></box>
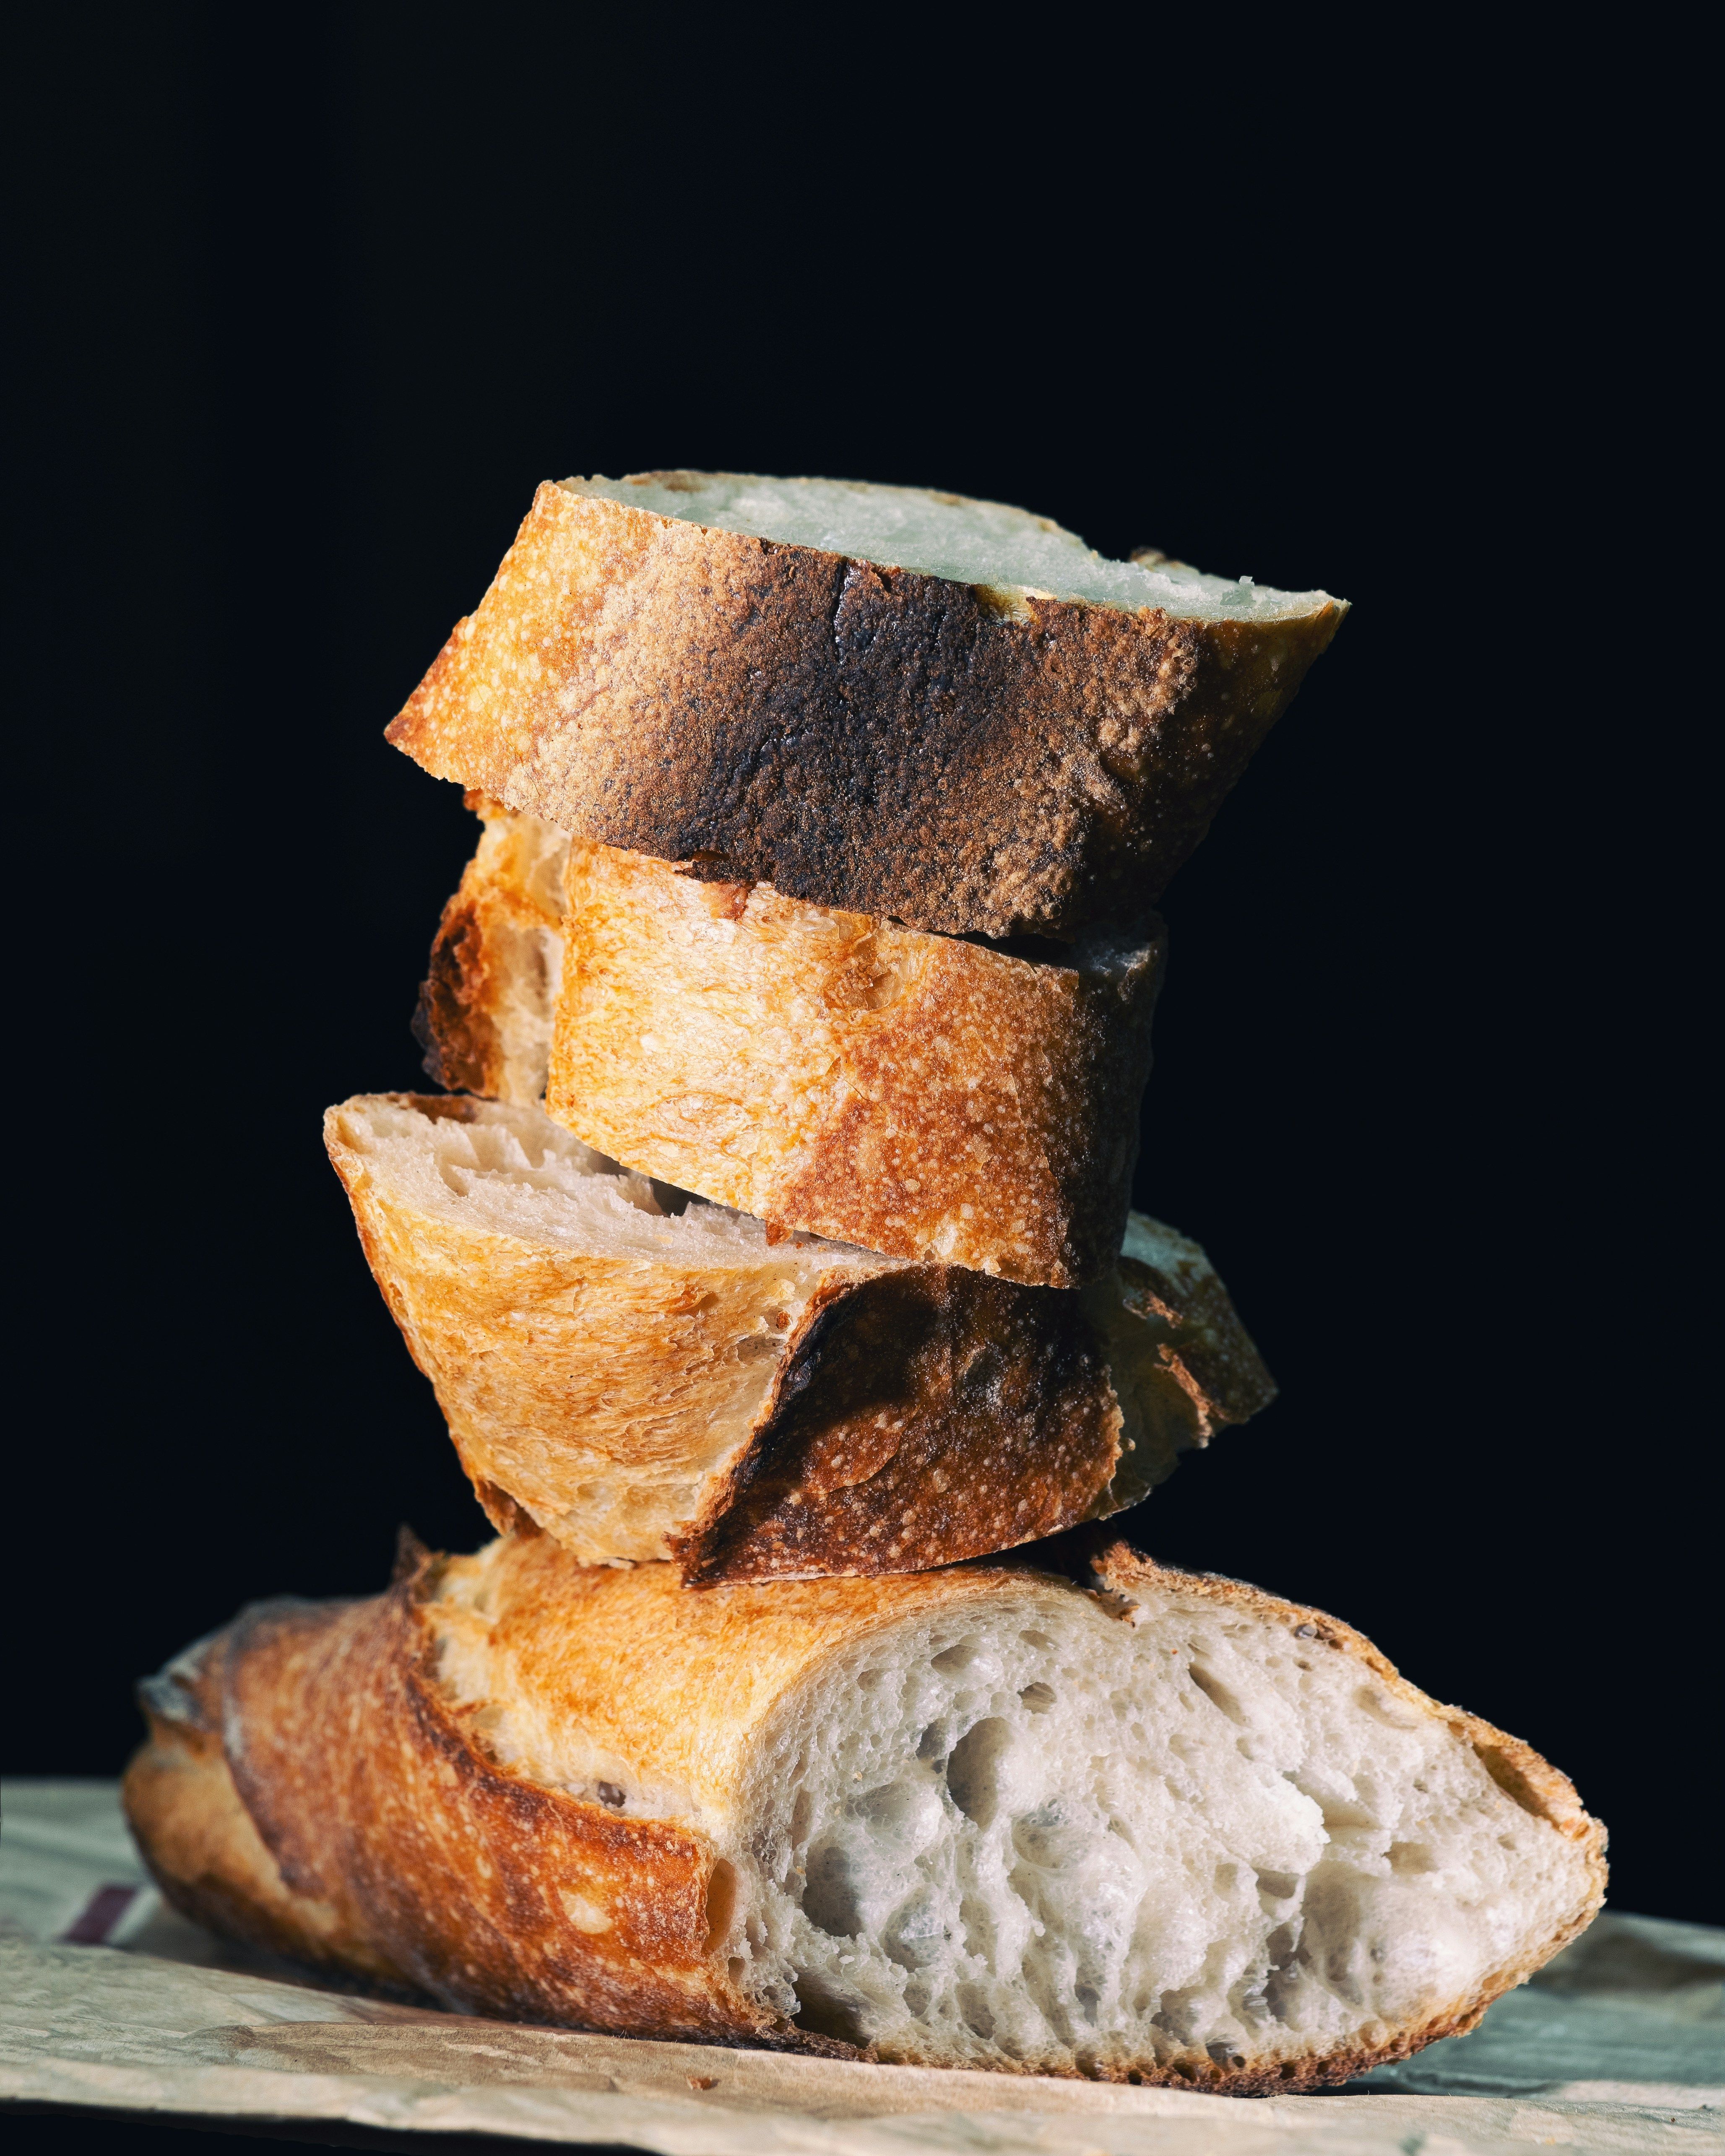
<box><xmin>324</xmin><ymin>1093</ymin><xmax>1273</xmax><ymax>1584</ymax></box>
<box><xmin>125</xmin><ymin>1533</ymin><xmax>1605</xmax><ymax>2086</ymax></box>
<box><xmin>386</xmin><ymin>473</ymin><xmax>1346</xmax><ymax>940</ymax></box>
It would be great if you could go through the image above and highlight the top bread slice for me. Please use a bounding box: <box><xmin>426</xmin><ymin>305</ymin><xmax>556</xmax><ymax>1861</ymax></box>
<box><xmin>125</xmin><ymin>1532</ymin><xmax>1605</xmax><ymax>2088</ymax></box>
<box><xmin>387</xmin><ymin>474</ymin><xmax>1346</xmax><ymax>939</ymax></box>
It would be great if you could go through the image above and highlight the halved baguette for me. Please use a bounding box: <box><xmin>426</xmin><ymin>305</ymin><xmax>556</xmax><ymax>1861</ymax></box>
<box><xmin>386</xmin><ymin>474</ymin><xmax>1346</xmax><ymax>940</ymax></box>
<box><xmin>323</xmin><ymin>1094</ymin><xmax>1273</xmax><ymax>1584</ymax></box>
<box><xmin>125</xmin><ymin>1533</ymin><xmax>1605</xmax><ymax>2087</ymax></box>
<box><xmin>549</xmin><ymin>840</ymin><xmax>1163</xmax><ymax>1288</ymax></box>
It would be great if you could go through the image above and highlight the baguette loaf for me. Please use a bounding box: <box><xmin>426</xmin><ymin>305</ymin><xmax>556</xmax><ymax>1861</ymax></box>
<box><xmin>324</xmin><ymin>1093</ymin><xmax>1272</xmax><ymax>1583</ymax></box>
<box><xmin>125</xmin><ymin>1533</ymin><xmax>1604</xmax><ymax>2088</ymax></box>
<box><xmin>386</xmin><ymin>474</ymin><xmax>1346</xmax><ymax>939</ymax></box>
<box><xmin>545</xmin><ymin>840</ymin><xmax>1163</xmax><ymax>1287</ymax></box>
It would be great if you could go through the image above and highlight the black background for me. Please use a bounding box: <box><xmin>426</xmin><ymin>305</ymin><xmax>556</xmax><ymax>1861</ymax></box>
<box><xmin>8</xmin><ymin>0</ymin><xmax>1714</xmax><ymax>2021</ymax></box>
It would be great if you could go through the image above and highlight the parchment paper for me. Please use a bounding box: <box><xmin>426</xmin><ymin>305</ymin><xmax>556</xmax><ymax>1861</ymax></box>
<box><xmin>4</xmin><ymin>1779</ymin><xmax>1720</xmax><ymax>2154</ymax></box>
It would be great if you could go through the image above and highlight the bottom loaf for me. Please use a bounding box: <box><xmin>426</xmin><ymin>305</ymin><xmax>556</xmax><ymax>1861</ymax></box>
<box><xmin>124</xmin><ymin>1534</ymin><xmax>1605</xmax><ymax>2090</ymax></box>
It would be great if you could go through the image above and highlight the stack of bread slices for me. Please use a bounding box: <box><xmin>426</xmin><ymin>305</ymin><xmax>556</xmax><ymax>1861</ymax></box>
<box><xmin>126</xmin><ymin>475</ymin><xmax>1605</xmax><ymax>2091</ymax></box>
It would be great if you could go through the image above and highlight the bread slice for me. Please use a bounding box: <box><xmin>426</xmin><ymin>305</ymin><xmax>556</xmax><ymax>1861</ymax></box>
<box><xmin>323</xmin><ymin>1094</ymin><xmax>1272</xmax><ymax>1584</ymax></box>
<box><xmin>416</xmin><ymin>803</ymin><xmax>1165</xmax><ymax>1285</ymax></box>
<box><xmin>385</xmin><ymin>473</ymin><xmax>1346</xmax><ymax>940</ymax></box>
<box><xmin>412</xmin><ymin>793</ymin><xmax>567</xmax><ymax>1102</ymax></box>
<box><xmin>549</xmin><ymin>840</ymin><xmax>1163</xmax><ymax>1287</ymax></box>
<box><xmin>125</xmin><ymin>1533</ymin><xmax>1605</xmax><ymax>2087</ymax></box>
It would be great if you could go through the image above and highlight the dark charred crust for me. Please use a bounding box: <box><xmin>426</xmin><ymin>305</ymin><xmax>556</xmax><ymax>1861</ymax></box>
<box><xmin>388</xmin><ymin>487</ymin><xmax>1346</xmax><ymax>939</ymax></box>
<box><xmin>674</xmin><ymin>856</ymin><xmax>757</xmax><ymax>910</ymax></box>
<box><xmin>674</xmin><ymin>1271</ymin><xmax>1121</xmax><ymax>1585</ymax></box>
<box><xmin>415</xmin><ymin>892</ymin><xmax>498</xmax><ymax>1094</ymax></box>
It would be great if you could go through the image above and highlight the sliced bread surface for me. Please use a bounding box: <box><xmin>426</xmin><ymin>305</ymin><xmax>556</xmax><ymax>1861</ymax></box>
<box><xmin>544</xmin><ymin>838</ymin><xmax>1163</xmax><ymax>1287</ymax></box>
<box><xmin>324</xmin><ymin>1094</ymin><xmax>1271</xmax><ymax>1583</ymax></box>
<box><xmin>386</xmin><ymin>473</ymin><xmax>1346</xmax><ymax>939</ymax></box>
<box><xmin>125</xmin><ymin>1534</ymin><xmax>1605</xmax><ymax>2086</ymax></box>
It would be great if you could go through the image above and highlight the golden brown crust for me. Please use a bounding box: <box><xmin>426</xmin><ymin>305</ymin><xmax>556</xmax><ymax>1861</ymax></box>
<box><xmin>386</xmin><ymin>482</ymin><xmax>1345</xmax><ymax>940</ymax></box>
<box><xmin>124</xmin><ymin>1633</ymin><xmax>411</xmax><ymax>1989</ymax></box>
<box><xmin>125</xmin><ymin>1539</ymin><xmax>1604</xmax><ymax>2090</ymax></box>
<box><xmin>325</xmin><ymin>1096</ymin><xmax>1267</xmax><ymax>1583</ymax></box>
<box><xmin>125</xmin><ymin>1558</ymin><xmax>814</xmax><ymax>2047</ymax></box>
<box><xmin>545</xmin><ymin>841</ymin><xmax>1164</xmax><ymax>1287</ymax></box>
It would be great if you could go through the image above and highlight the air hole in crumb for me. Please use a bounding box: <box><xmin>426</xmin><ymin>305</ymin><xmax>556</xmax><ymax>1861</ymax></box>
<box><xmin>791</xmin><ymin>1977</ymin><xmax>869</xmax><ymax>2047</ymax></box>
<box><xmin>946</xmin><ymin>1716</ymin><xmax>1010</xmax><ymax>1827</ymax></box>
<box><xmin>704</xmin><ymin>1860</ymin><xmax>737</xmax><ymax>1951</ymax></box>
<box><xmin>596</xmin><ymin>1781</ymin><xmax>625</xmax><ymax>1809</ymax></box>
<box><xmin>1356</xmin><ymin>1685</ymin><xmax>1423</xmax><ymax>1732</ymax></box>
<box><xmin>1188</xmin><ymin>1662</ymin><xmax>1248</xmax><ymax>1727</ymax></box>
<box><xmin>1474</xmin><ymin>1742</ymin><xmax>1551</xmax><ymax>1820</ymax></box>
<box><xmin>931</xmin><ymin>1638</ymin><xmax>979</xmax><ymax>1675</ymax></box>
<box><xmin>1018</xmin><ymin>1681</ymin><xmax>1056</xmax><ymax>1714</ymax></box>
<box><xmin>959</xmin><ymin>1985</ymin><xmax>996</xmax><ymax>2040</ymax></box>
<box><xmin>1020</xmin><ymin>1630</ymin><xmax>1056</xmax><ymax>1650</ymax></box>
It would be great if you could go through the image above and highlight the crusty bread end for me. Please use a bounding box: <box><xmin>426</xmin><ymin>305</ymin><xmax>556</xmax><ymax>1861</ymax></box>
<box><xmin>127</xmin><ymin>1534</ymin><xmax>1604</xmax><ymax>2086</ymax></box>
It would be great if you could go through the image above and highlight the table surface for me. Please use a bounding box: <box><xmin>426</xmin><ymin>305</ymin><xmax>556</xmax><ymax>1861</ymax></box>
<box><xmin>4</xmin><ymin>1779</ymin><xmax>1721</xmax><ymax>2155</ymax></box>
